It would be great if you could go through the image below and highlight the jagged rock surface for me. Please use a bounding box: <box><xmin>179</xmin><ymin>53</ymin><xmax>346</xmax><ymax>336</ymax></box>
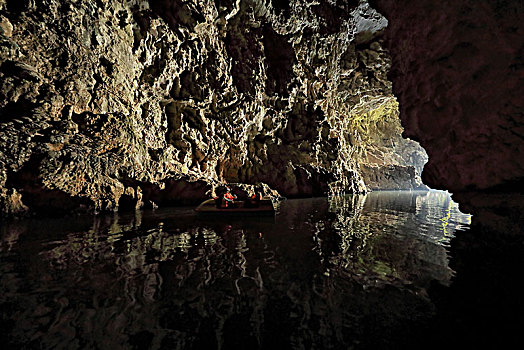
<box><xmin>0</xmin><ymin>0</ymin><xmax>426</xmax><ymax>215</ymax></box>
<box><xmin>350</xmin><ymin>96</ymin><xmax>427</xmax><ymax>190</ymax></box>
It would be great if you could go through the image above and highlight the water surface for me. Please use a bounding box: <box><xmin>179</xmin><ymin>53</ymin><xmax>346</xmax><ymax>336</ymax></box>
<box><xmin>0</xmin><ymin>190</ymin><xmax>470</xmax><ymax>349</ymax></box>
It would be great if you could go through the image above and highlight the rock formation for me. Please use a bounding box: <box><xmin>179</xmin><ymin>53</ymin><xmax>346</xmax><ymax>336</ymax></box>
<box><xmin>374</xmin><ymin>0</ymin><xmax>524</xmax><ymax>231</ymax></box>
<box><xmin>0</xmin><ymin>0</ymin><xmax>427</xmax><ymax>216</ymax></box>
<box><xmin>368</xmin><ymin>2</ymin><xmax>524</xmax><ymax>347</ymax></box>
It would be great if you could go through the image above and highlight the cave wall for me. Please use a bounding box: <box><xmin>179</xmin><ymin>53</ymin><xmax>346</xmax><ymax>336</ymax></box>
<box><xmin>371</xmin><ymin>2</ymin><xmax>524</xmax><ymax>343</ymax></box>
<box><xmin>0</xmin><ymin>0</ymin><xmax>426</xmax><ymax>215</ymax></box>
<box><xmin>374</xmin><ymin>0</ymin><xmax>524</xmax><ymax>227</ymax></box>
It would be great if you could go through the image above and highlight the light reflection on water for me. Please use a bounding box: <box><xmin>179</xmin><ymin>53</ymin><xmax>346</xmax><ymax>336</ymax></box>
<box><xmin>0</xmin><ymin>191</ymin><xmax>470</xmax><ymax>349</ymax></box>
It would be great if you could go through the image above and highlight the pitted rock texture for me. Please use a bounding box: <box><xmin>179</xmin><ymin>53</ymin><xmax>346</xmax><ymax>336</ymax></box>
<box><xmin>0</xmin><ymin>0</ymin><xmax>426</xmax><ymax>215</ymax></box>
<box><xmin>350</xmin><ymin>96</ymin><xmax>427</xmax><ymax>190</ymax></box>
<box><xmin>375</xmin><ymin>0</ymin><xmax>524</xmax><ymax>221</ymax></box>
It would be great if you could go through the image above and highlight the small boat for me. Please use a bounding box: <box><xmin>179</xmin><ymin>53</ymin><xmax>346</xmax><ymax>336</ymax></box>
<box><xmin>194</xmin><ymin>198</ymin><xmax>275</xmax><ymax>214</ymax></box>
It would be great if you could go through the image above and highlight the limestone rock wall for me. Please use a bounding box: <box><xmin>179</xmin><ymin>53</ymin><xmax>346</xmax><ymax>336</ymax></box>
<box><xmin>0</xmin><ymin>0</ymin><xmax>426</xmax><ymax>215</ymax></box>
<box><xmin>350</xmin><ymin>96</ymin><xmax>427</xmax><ymax>190</ymax></box>
<box><xmin>374</xmin><ymin>0</ymin><xmax>524</xmax><ymax>226</ymax></box>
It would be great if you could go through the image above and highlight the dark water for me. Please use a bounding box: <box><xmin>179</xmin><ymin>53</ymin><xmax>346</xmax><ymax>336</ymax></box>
<box><xmin>0</xmin><ymin>191</ymin><xmax>470</xmax><ymax>349</ymax></box>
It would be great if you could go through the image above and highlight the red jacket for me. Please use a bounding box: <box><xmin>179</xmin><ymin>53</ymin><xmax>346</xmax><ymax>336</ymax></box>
<box><xmin>251</xmin><ymin>192</ymin><xmax>262</xmax><ymax>200</ymax></box>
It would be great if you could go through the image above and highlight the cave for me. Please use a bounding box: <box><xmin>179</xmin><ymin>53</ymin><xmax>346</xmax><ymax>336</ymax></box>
<box><xmin>0</xmin><ymin>0</ymin><xmax>523</xmax><ymax>348</ymax></box>
<box><xmin>373</xmin><ymin>1</ymin><xmax>524</xmax><ymax>347</ymax></box>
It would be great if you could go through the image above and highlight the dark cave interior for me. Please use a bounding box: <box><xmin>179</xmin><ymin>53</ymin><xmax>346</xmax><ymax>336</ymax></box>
<box><xmin>0</xmin><ymin>0</ymin><xmax>523</xmax><ymax>348</ymax></box>
<box><xmin>375</xmin><ymin>1</ymin><xmax>524</xmax><ymax>346</ymax></box>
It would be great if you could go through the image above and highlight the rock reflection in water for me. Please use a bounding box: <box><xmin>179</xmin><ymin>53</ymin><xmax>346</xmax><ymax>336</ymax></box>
<box><xmin>0</xmin><ymin>191</ymin><xmax>470</xmax><ymax>349</ymax></box>
<box><xmin>319</xmin><ymin>191</ymin><xmax>470</xmax><ymax>290</ymax></box>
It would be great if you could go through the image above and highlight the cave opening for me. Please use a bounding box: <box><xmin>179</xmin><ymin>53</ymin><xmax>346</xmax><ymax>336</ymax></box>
<box><xmin>0</xmin><ymin>0</ymin><xmax>522</xmax><ymax>348</ymax></box>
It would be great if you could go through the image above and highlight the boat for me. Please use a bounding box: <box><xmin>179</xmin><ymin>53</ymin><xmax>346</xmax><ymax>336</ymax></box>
<box><xmin>194</xmin><ymin>198</ymin><xmax>276</xmax><ymax>214</ymax></box>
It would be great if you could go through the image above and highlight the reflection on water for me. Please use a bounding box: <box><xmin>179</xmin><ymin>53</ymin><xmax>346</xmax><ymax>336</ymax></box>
<box><xmin>0</xmin><ymin>191</ymin><xmax>470</xmax><ymax>349</ymax></box>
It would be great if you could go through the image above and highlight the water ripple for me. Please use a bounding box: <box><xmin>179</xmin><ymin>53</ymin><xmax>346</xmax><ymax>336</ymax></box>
<box><xmin>0</xmin><ymin>190</ymin><xmax>470</xmax><ymax>349</ymax></box>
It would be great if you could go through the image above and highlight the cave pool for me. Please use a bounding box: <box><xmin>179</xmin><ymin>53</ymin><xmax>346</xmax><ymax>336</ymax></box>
<box><xmin>0</xmin><ymin>190</ymin><xmax>471</xmax><ymax>349</ymax></box>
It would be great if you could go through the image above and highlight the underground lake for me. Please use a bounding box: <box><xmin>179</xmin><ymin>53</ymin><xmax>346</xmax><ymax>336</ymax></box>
<box><xmin>0</xmin><ymin>190</ymin><xmax>472</xmax><ymax>349</ymax></box>
<box><xmin>1</xmin><ymin>0</ymin><xmax>522</xmax><ymax>348</ymax></box>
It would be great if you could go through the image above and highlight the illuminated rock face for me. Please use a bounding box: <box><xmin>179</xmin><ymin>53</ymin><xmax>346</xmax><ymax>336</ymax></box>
<box><xmin>0</xmin><ymin>0</ymin><xmax>425</xmax><ymax>215</ymax></box>
<box><xmin>374</xmin><ymin>0</ymin><xmax>524</xmax><ymax>223</ymax></box>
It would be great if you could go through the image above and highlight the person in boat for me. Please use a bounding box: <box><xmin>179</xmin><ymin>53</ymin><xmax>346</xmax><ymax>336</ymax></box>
<box><xmin>252</xmin><ymin>187</ymin><xmax>263</xmax><ymax>200</ymax></box>
<box><xmin>223</xmin><ymin>187</ymin><xmax>237</xmax><ymax>207</ymax></box>
<box><xmin>215</xmin><ymin>186</ymin><xmax>237</xmax><ymax>208</ymax></box>
<box><xmin>246</xmin><ymin>186</ymin><xmax>263</xmax><ymax>208</ymax></box>
<box><xmin>214</xmin><ymin>186</ymin><xmax>225</xmax><ymax>208</ymax></box>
